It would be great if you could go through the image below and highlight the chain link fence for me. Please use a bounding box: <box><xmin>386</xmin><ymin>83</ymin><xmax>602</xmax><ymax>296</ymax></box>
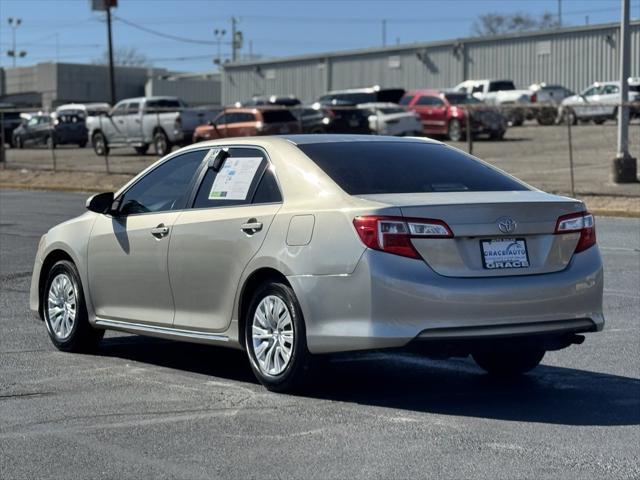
<box><xmin>1</xmin><ymin>102</ymin><xmax>639</xmax><ymax>196</ymax></box>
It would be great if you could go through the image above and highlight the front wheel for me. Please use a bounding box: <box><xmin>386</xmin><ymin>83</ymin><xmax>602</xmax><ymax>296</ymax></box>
<box><xmin>447</xmin><ymin>119</ymin><xmax>463</xmax><ymax>142</ymax></box>
<box><xmin>43</xmin><ymin>260</ymin><xmax>104</xmax><ymax>352</ymax></box>
<box><xmin>245</xmin><ymin>282</ymin><xmax>311</xmax><ymax>392</ymax></box>
<box><xmin>472</xmin><ymin>349</ymin><xmax>545</xmax><ymax>376</ymax></box>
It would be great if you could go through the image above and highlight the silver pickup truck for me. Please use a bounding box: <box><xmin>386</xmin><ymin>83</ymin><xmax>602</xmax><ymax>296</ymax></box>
<box><xmin>86</xmin><ymin>96</ymin><xmax>219</xmax><ymax>156</ymax></box>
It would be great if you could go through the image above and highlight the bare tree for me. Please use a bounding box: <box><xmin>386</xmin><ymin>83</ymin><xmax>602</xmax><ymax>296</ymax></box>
<box><xmin>93</xmin><ymin>47</ymin><xmax>150</xmax><ymax>67</ymax></box>
<box><xmin>472</xmin><ymin>11</ymin><xmax>559</xmax><ymax>36</ymax></box>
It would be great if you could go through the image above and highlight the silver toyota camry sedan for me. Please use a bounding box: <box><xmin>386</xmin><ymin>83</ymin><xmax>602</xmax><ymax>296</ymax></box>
<box><xmin>30</xmin><ymin>135</ymin><xmax>604</xmax><ymax>392</ymax></box>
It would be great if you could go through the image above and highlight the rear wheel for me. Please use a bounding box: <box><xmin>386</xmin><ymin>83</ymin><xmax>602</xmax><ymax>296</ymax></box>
<box><xmin>489</xmin><ymin>130</ymin><xmax>505</xmax><ymax>140</ymax></box>
<box><xmin>46</xmin><ymin>135</ymin><xmax>56</xmax><ymax>149</ymax></box>
<box><xmin>245</xmin><ymin>281</ymin><xmax>311</xmax><ymax>392</ymax></box>
<box><xmin>43</xmin><ymin>260</ymin><xmax>104</xmax><ymax>352</ymax></box>
<box><xmin>447</xmin><ymin>119</ymin><xmax>463</xmax><ymax>142</ymax></box>
<box><xmin>153</xmin><ymin>131</ymin><xmax>171</xmax><ymax>157</ymax></box>
<box><xmin>78</xmin><ymin>140</ymin><xmax>87</xmax><ymax>148</ymax></box>
<box><xmin>92</xmin><ymin>132</ymin><xmax>109</xmax><ymax>156</ymax></box>
<box><xmin>566</xmin><ymin>108</ymin><xmax>578</xmax><ymax>125</ymax></box>
<box><xmin>15</xmin><ymin>136</ymin><xmax>24</xmax><ymax>149</ymax></box>
<box><xmin>472</xmin><ymin>349</ymin><xmax>545</xmax><ymax>376</ymax></box>
<box><xmin>593</xmin><ymin>118</ymin><xmax>606</xmax><ymax>125</ymax></box>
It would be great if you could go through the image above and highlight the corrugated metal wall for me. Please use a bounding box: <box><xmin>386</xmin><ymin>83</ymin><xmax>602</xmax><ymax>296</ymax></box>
<box><xmin>222</xmin><ymin>22</ymin><xmax>640</xmax><ymax>104</ymax></box>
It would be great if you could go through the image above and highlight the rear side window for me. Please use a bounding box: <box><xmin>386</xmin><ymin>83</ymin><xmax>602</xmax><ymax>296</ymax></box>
<box><xmin>489</xmin><ymin>81</ymin><xmax>516</xmax><ymax>92</ymax></box>
<box><xmin>297</xmin><ymin>141</ymin><xmax>528</xmax><ymax>194</ymax></box>
<box><xmin>192</xmin><ymin>148</ymin><xmax>281</xmax><ymax>208</ymax></box>
<box><xmin>262</xmin><ymin>110</ymin><xmax>297</xmax><ymax>123</ymax></box>
<box><xmin>399</xmin><ymin>95</ymin><xmax>414</xmax><ymax>105</ymax></box>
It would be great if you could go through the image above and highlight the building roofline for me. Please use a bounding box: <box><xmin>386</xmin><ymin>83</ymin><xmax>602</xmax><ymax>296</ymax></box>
<box><xmin>223</xmin><ymin>20</ymin><xmax>640</xmax><ymax>69</ymax></box>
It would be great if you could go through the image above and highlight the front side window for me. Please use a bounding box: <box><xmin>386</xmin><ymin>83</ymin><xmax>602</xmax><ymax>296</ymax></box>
<box><xmin>118</xmin><ymin>150</ymin><xmax>206</xmax><ymax>215</ymax></box>
<box><xmin>111</xmin><ymin>103</ymin><xmax>127</xmax><ymax>116</ymax></box>
<box><xmin>582</xmin><ymin>86</ymin><xmax>601</xmax><ymax>97</ymax></box>
<box><xmin>192</xmin><ymin>147</ymin><xmax>281</xmax><ymax>208</ymax></box>
<box><xmin>602</xmin><ymin>85</ymin><xmax>619</xmax><ymax>95</ymax></box>
<box><xmin>298</xmin><ymin>141</ymin><xmax>528</xmax><ymax>195</ymax></box>
<box><xmin>127</xmin><ymin>102</ymin><xmax>140</xmax><ymax>114</ymax></box>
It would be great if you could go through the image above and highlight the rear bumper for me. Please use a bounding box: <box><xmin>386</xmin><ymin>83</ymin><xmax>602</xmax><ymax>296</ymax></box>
<box><xmin>288</xmin><ymin>246</ymin><xmax>604</xmax><ymax>354</ymax></box>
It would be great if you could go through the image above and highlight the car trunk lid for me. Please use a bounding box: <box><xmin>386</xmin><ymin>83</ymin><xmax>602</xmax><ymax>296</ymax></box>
<box><xmin>358</xmin><ymin>191</ymin><xmax>586</xmax><ymax>278</ymax></box>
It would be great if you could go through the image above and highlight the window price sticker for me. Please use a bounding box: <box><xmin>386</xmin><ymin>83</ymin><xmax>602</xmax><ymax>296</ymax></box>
<box><xmin>209</xmin><ymin>157</ymin><xmax>263</xmax><ymax>200</ymax></box>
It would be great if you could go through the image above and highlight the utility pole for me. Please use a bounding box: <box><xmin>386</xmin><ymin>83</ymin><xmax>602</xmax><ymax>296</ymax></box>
<box><xmin>106</xmin><ymin>5</ymin><xmax>116</xmax><ymax>105</ymax></box>
<box><xmin>382</xmin><ymin>19</ymin><xmax>387</xmax><ymax>47</ymax></box>
<box><xmin>557</xmin><ymin>0</ymin><xmax>562</xmax><ymax>27</ymax></box>
<box><xmin>612</xmin><ymin>0</ymin><xmax>637</xmax><ymax>183</ymax></box>
<box><xmin>231</xmin><ymin>17</ymin><xmax>237</xmax><ymax>62</ymax></box>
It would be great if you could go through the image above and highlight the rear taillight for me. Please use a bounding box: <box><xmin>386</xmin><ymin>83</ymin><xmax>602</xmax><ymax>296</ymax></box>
<box><xmin>555</xmin><ymin>211</ymin><xmax>596</xmax><ymax>253</ymax></box>
<box><xmin>530</xmin><ymin>92</ymin><xmax>537</xmax><ymax>103</ymax></box>
<box><xmin>353</xmin><ymin>216</ymin><xmax>453</xmax><ymax>259</ymax></box>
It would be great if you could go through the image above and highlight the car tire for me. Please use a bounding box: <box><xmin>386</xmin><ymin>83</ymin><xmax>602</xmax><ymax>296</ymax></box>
<box><xmin>78</xmin><ymin>140</ymin><xmax>87</xmax><ymax>148</ymax></box>
<box><xmin>42</xmin><ymin>260</ymin><xmax>104</xmax><ymax>353</ymax></box>
<box><xmin>153</xmin><ymin>131</ymin><xmax>171</xmax><ymax>157</ymax></box>
<box><xmin>15</xmin><ymin>136</ymin><xmax>24</xmax><ymax>149</ymax></box>
<box><xmin>92</xmin><ymin>132</ymin><xmax>109</xmax><ymax>156</ymax></box>
<box><xmin>472</xmin><ymin>349</ymin><xmax>545</xmax><ymax>376</ymax></box>
<box><xmin>566</xmin><ymin>109</ymin><xmax>578</xmax><ymax>125</ymax></box>
<box><xmin>46</xmin><ymin>135</ymin><xmax>56</xmax><ymax>149</ymax></box>
<box><xmin>489</xmin><ymin>130</ymin><xmax>505</xmax><ymax>140</ymax></box>
<box><xmin>447</xmin><ymin>119</ymin><xmax>463</xmax><ymax>142</ymax></box>
<box><xmin>593</xmin><ymin>118</ymin><xmax>606</xmax><ymax>125</ymax></box>
<box><xmin>134</xmin><ymin>145</ymin><xmax>149</xmax><ymax>155</ymax></box>
<box><xmin>245</xmin><ymin>281</ymin><xmax>311</xmax><ymax>392</ymax></box>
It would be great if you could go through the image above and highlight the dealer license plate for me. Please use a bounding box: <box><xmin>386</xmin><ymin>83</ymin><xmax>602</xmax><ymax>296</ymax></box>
<box><xmin>481</xmin><ymin>238</ymin><xmax>530</xmax><ymax>269</ymax></box>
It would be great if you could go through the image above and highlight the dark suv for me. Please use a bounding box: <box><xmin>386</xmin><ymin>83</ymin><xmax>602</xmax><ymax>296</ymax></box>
<box><xmin>13</xmin><ymin>113</ymin><xmax>87</xmax><ymax>148</ymax></box>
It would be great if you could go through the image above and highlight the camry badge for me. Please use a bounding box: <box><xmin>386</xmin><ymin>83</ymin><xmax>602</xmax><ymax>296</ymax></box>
<box><xmin>497</xmin><ymin>217</ymin><xmax>517</xmax><ymax>234</ymax></box>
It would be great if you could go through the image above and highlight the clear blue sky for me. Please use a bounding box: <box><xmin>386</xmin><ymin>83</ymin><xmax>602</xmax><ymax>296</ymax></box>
<box><xmin>1</xmin><ymin>0</ymin><xmax>638</xmax><ymax>72</ymax></box>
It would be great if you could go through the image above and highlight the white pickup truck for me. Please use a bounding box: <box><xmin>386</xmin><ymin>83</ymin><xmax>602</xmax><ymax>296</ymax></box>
<box><xmin>454</xmin><ymin>79</ymin><xmax>532</xmax><ymax>126</ymax></box>
<box><xmin>86</xmin><ymin>96</ymin><xmax>219</xmax><ymax>156</ymax></box>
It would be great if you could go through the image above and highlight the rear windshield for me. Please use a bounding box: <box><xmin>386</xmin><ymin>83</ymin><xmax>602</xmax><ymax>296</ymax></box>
<box><xmin>262</xmin><ymin>110</ymin><xmax>296</xmax><ymax>123</ymax></box>
<box><xmin>297</xmin><ymin>141</ymin><xmax>527</xmax><ymax>194</ymax></box>
<box><xmin>399</xmin><ymin>95</ymin><xmax>414</xmax><ymax>105</ymax></box>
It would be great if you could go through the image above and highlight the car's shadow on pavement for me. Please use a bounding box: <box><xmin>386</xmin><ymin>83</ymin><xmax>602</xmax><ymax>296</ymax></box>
<box><xmin>98</xmin><ymin>335</ymin><xmax>640</xmax><ymax>428</ymax></box>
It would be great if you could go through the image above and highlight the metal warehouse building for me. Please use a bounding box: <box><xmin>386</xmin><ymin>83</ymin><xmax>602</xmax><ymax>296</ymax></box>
<box><xmin>0</xmin><ymin>63</ymin><xmax>221</xmax><ymax>110</ymax></box>
<box><xmin>221</xmin><ymin>21</ymin><xmax>640</xmax><ymax>104</ymax></box>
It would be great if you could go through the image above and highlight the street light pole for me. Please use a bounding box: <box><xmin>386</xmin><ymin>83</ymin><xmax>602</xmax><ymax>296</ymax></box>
<box><xmin>611</xmin><ymin>0</ymin><xmax>637</xmax><ymax>183</ymax></box>
<box><xmin>7</xmin><ymin>17</ymin><xmax>26</xmax><ymax>68</ymax></box>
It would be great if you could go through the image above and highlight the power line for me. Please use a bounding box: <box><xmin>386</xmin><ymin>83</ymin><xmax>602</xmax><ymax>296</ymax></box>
<box><xmin>113</xmin><ymin>15</ymin><xmax>218</xmax><ymax>45</ymax></box>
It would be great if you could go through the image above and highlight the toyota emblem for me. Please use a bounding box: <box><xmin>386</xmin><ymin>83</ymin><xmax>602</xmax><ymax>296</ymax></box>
<box><xmin>497</xmin><ymin>217</ymin><xmax>517</xmax><ymax>234</ymax></box>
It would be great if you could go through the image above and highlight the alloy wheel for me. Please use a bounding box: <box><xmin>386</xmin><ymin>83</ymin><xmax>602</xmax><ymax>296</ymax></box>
<box><xmin>251</xmin><ymin>295</ymin><xmax>294</xmax><ymax>376</ymax></box>
<box><xmin>46</xmin><ymin>273</ymin><xmax>77</xmax><ymax>341</ymax></box>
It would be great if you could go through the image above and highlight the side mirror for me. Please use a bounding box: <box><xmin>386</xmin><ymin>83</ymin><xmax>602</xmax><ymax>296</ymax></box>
<box><xmin>86</xmin><ymin>192</ymin><xmax>114</xmax><ymax>214</ymax></box>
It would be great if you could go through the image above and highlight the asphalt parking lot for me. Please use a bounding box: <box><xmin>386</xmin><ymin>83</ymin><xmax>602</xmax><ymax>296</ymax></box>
<box><xmin>1</xmin><ymin>189</ymin><xmax>639</xmax><ymax>479</ymax></box>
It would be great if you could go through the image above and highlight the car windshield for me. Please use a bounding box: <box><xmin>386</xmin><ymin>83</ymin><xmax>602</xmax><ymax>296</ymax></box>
<box><xmin>298</xmin><ymin>141</ymin><xmax>528</xmax><ymax>194</ymax></box>
<box><xmin>444</xmin><ymin>94</ymin><xmax>482</xmax><ymax>105</ymax></box>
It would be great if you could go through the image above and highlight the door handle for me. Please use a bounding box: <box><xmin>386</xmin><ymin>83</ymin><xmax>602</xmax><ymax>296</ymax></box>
<box><xmin>151</xmin><ymin>224</ymin><xmax>170</xmax><ymax>238</ymax></box>
<box><xmin>241</xmin><ymin>219</ymin><xmax>263</xmax><ymax>235</ymax></box>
